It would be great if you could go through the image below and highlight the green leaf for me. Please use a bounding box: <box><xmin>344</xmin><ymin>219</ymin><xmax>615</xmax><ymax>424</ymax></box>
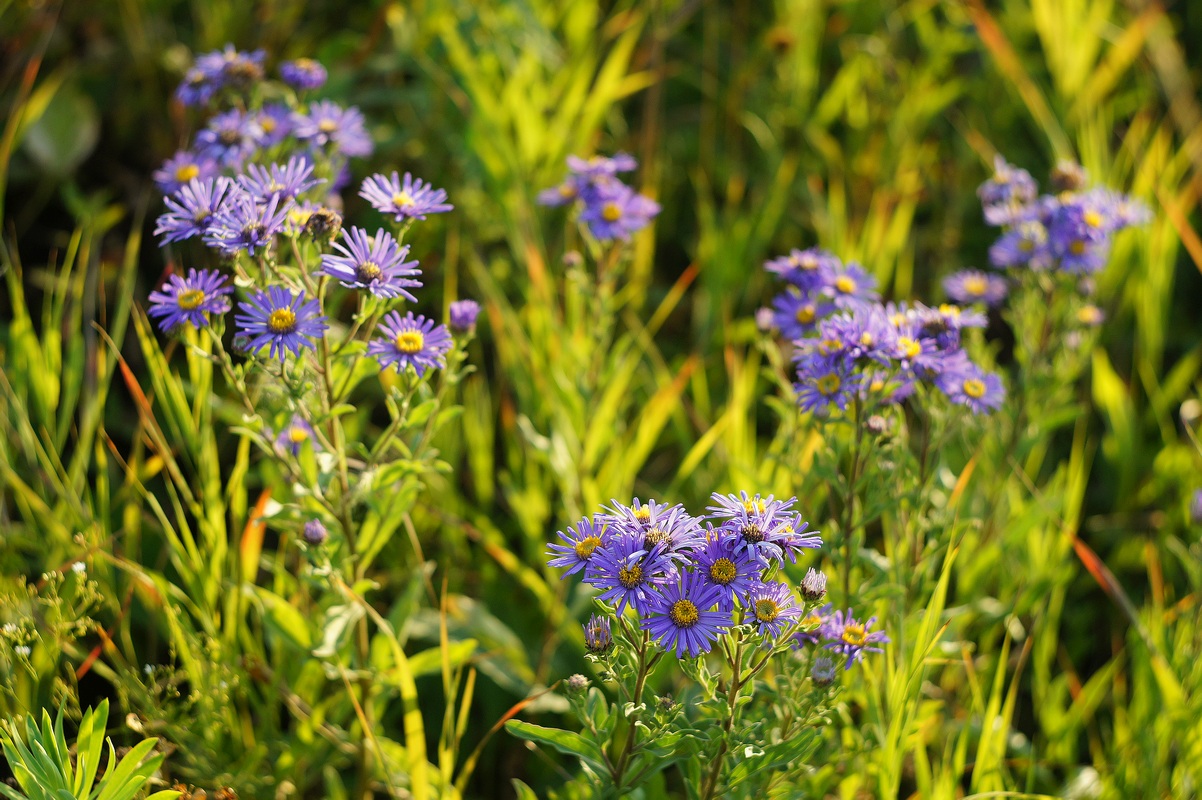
<box><xmin>248</xmin><ymin>585</ymin><xmax>313</xmax><ymax>650</ymax></box>
<box><xmin>504</xmin><ymin>720</ymin><xmax>606</xmax><ymax>772</ymax></box>
<box><xmin>405</xmin><ymin>639</ymin><xmax>477</xmax><ymax>679</ymax></box>
<box><xmin>22</xmin><ymin>83</ymin><xmax>99</xmax><ymax>176</ymax></box>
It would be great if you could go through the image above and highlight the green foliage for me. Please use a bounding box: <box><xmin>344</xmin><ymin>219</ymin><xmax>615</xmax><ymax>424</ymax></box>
<box><xmin>0</xmin><ymin>700</ymin><xmax>179</xmax><ymax>800</ymax></box>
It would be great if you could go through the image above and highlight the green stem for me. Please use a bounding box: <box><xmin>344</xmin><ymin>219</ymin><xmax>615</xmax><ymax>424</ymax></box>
<box><xmin>700</xmin><ymin>632</ymin><xmax>744</xmax><ymax>800</ymax></box>
<box><xmin>842</xmin><ymin>398</ymin><xmax>865</xmax><ymax>604</ymax></box>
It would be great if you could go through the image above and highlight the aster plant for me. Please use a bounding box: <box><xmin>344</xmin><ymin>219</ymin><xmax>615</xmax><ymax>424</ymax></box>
<box><xmin>507</xmin><ymin>493</ymin><xmax>886</xmax><ymax>797</ymax></box>
<box><xmin>139</xmin><ymin>46</ymin><xmax>484</xmax><ymax>799</ymax></box>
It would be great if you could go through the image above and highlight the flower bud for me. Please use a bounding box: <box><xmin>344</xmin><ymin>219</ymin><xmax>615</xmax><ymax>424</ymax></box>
<box><xmin>811</xmin><ymin>655</ymin><xmax>837</xmax><ymax>686</ymax></box>
<box><xmin>303</xmin><ymin>519</ymin><xmax>328</xmax><ymax>545</ymax></box>
<box><xmin>566</xmin><ymin>673</ymin><xmax>589</xmax><ymax>693</ymax></box>
<box><xmin>800</xmin><ymin>568</ymin><xmax>827</xmax><ymax>602</ymax></box>
<box><xmin>449</xmin><ymin>300</ymin><xmax>480</xmax><ymax>332</ymax></box>
<box><xmin>583</xmin><ymin>613</ymin><xmax>613</xmax><ymax>654</ymax></box>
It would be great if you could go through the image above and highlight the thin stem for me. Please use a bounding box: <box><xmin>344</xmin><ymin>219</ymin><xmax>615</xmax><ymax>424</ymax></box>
<box><xmin>700</xmin><ymin>632</ymin><xmax>744</xmax><ymax>800</ymax></box>
<box><xmin>842</xmin><ymin>398</ymin><xmax>866</xmax><ymax>604</ymax></box>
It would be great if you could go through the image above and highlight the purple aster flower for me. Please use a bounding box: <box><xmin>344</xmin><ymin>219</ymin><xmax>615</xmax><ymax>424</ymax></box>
<box><xmin>744</xmin><ymin>581</ymin><xmax>803</xmax><ymax>640</ymax></box>
<box><xmin>238</xmin><ymin>156</ymin><xmax>324</xmax><ymax>203</ymax></box>
<box><xmin>235</xmin><ymin>285</ymin><xmax>327</xmax><ymax>361</ymax></box>
<box><xmin>979</xmin><ymin>155</ymin><xmax>1039</xmax><ymax>226</ymax></box>
<box><xmin>359</xmin><ymin>171</ymin><xmax>453</xmax><ymax>221</ymax></box>
<box><xmin>275</xmin><ymin>414</ymin><xmax>321</xmax><ymax>457</ymax></box>
<box><xmin>449</xmin><ymin>299</ymin><xmax>480</xmax><ymax>332</ymax></box>
<box><xmin>547</xmin><ymin>515</ymin><xmax>608</xmax><ymax>579</ymax></box>
<box><xmin>691</xmin><ymin>532</ymin><xmax>761</xmax><ymax>612</ymax></box>
<box><xmin>146</xmin><ymin>268</ymin><xmax>233</xmax><ymax>331</ymax></box>
<box><xmin>988</xmin><ymin>221</ymin><xmax>1051</xmax><ymax>270</ymax></box>
<box><xmin>601</xmin><ymin>498</ymin><xmax>704</xmax><ymax>562</ymax></box>
<box><xmin>368</xmin><ymin>311</ymin><xmax>453</xmax><ymax>377</ymax></box>
<box><xmin>1191</xmin><ymin>489</ymin><xmax>1202</xmax><ymax>526</ymax></box>
<box><xmin>195</xmin><ymin>45</ymin><xmax>265</xmax><ymax>89</ymax></box>
<box><xmin>770</xmin><ymin>290</ymin><xmax>832</xmax><ymax>341</ymax></box>
<box><xmin>707</xmin><ymin>491</ymin><xmax>801</xmax><ymax>567</ymax></box>
<box><xmin>584</xmin><ymin>529</ymin><xmax>675</xmax><ymax>616</ymax></box>
<box><xmin>280</xmin><ymin>58</ymin><xmax>328</xmax><ymax>90</ymax></box>
<box><xmin>251</xmin><ymin>103</ymin><xmax>295</xmax><ymax>147</ymax></box>
<box><xmin>764</xmin><ymin>247</ymin><xmax>840</xmax><ymax>293</ymax></box>
<box><xmin>204</xmin><ymin>191</ymin><xmax>292</xmax><ymax>256</ymax></box>
<box><xmin>823</xmin><ymin>262</ymin><xmax>879</xmax><ymax>309</ymax></box>
<box><xmin>943</xmin><ymin>269</ymin><xmax>1009</xmax><ymax>308</ymax></box>
<box><xmin>821</xmin><ymin>608</ymin><xmax>889</xmax><ymax>670</ymax></box>
<box><xmin>537</xmin><ymin>179</ymin><xmax>581</xmax><ymax>207</ymax></box>
<box><xmin>935</xmin><ymin>353</ymin><xmax>1005</xmax><ymax>413</ymax></box>
<box><xmin>640</xmin><ymin>569</ymin><xmax>732</xmax><ymax>658</ymax></box>
<box><xmin>320</xmin><ymin>226</ymin><xmax>422</xmax><ymax>299</ymax></box>
<box><xmin>293</xmin><ymin>100</ymin><xmax>372</xmax><ymax>158</ymax></box>
<box><xmin>153</xmin><ymin>150</ymin><xmax>219</xmax><ymax>196</ymax></box>
<box><xmin>817</xmin><ymin>307</ymin><xmax>898</xmax><ymax>365</ymax></box>
<box><xmin>195</xmin><ymin>110</ymin><xmax>262</xmax><ymax>169</ymax></box>
<box><xmin>810</xmin><ymin>655</ymin><xmax>838</xmax><ymax>686</ymax></box>
<box><xmin>793</xmin><ymin>354</ymin><xmax>861</xmax><ymax>414</ymax></box>
<box><xmin>583</xmin><ymin>613</ymin><xmax>614</xmax><ymax>654</ymax></box>
<box><xmin>175</xmin><ymin>66</ymin><xmax>219</xmax><ymax>107</ymax></box>
<box><xmin>579</xmin><ymin>183</ymin><xmax>660</xmax><ymax>241</ymax></box>
<box><xmin>155</xmin><ymin>176</ymin><xmax>237</xmax><ymax>245</ymax></box>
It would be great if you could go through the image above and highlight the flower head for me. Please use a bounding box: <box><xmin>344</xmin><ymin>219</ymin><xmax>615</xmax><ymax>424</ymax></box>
<box><xmin>234</xmin><ymin>285</ymin><xmax>328</xmax><ymax>361</ymax></box>
<box><xmin>359</xmin><ymin>171</ymin><xmax>453</xmax><ymax>221</ymax></box>
<box><xmin>764</xmin><ymin>248</ymin><xmax>841</xmax><ymax>293</ymax></box>
<box><xmin>195</xmin><ymin>109</ymin><xmax>262</xmax><ymax>169</ymax></box>
<box><xmin>823</xmin><ymin>262</ymin><xmax>879</xmax><ymax>309</ymax></box>
<box><xmin>367</xmin><ymin>311</ymin><xmax>453</xmax><ymax>377</ymax></box>
<box><xmin>280</xmin><ymin>58</ymin><xmax>328</xmax><ymax>90</ymax></box>
<box><xmin>251</xmin><ymin>103</ymin><xmax>295</xmax><ymax>146</ymax></box>
<box><xmin>155</xmin><ymin>176</ymin><xmax>236</xmax><ymax>245</ymax></box>
<box><xmin>583</xmin><ymin>529</ymin><xmax>675</xmax><ymax>616</ymax></box>
<box><xmin>691</xmin><ymin>532</ymin><xmax>762</xmax><ymax>612</ymax></box>
<box><xmin>744</xmin><ymin>581</ymin><xmax>802</xmax><ymax>640</ymax></box>
<box><xmin>153</xmin><ymin>150</ymin><xmax>219</xmax><ymax>196</ymax></box>
<box><xmin>203</xmin><ymin>190</ymin><xmax>292</xmax><ymax>256</ymax></box>
<box><xmin>640</xmin><ymin>569</ymin><xmax>732</xmax><ymax>658</ymax></box>
<box><xmin>449</xmin><ymin>299</ymin><xmax>480</xmax><ymax>332</ymax></box>
<box><xmin>303</xmin><ymin>519</ymin><xmax>328</xmax><ymax>545</ymax></box>
<box><xmin>579</xmin><ymin>183</ymin><xmax>660</xmax><ymax>241</ymax></box>
<box><xmin>293</xmin><ymin>101</ymin><xmax>372</xmax><ymax>157</ymax></box>
<box><xmin>793</xmin><ymin>354</ymin><xmax>861</xmax><ymax>414</ymax></box>
<box><xmin>943</xmin><ymin>269</ymin><xmax>1008</xmax><ymax>308</ymax></box>
<box><xmin>821</xmin><ymin>608</ymin><xmax>889</xmax><ymax>670</ymax></box>
<box><xmin>275</xmin><ymin>414</ymin><xmax>320</xmax><ymax>457</ymax></box>
<box><xmin>583</xmin><ymin>613</ymin><xmax>614</xmax><ymax>654</ymax></box>
<box><xmin>147</xmin><ymin>269</ymin><xmax>233</xmax><ymax>332</ymax></box>
<box><xmin>935</xmin><ymin>353</ymin><xmax>1005</xmax><ymax>413</ymax></box>
<box><xmin>547</xmin><ymin>516</ymin><xmax>608</xmax><ymax>579</ymax></box>
<box><xmin>320</xmin><ymin>227</ymin><xmax>422</xmax><ymax>299</ymax></box>
<box><xmin>238</xmin><ymin>156</ymin><xmax>324</xmax><ymax>203</ymax></box>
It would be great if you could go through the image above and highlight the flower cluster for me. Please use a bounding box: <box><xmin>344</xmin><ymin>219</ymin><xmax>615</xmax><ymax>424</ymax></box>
<box><xmin>763</xmin><ymin>248</ymin><xmax>1005</xmax><ymax>416</ymax></box>
<box><xmin>548</xmin><ymin>492</ymin><xmax>883</xmax><ymax>670</ymax></box>
<box><xmin>537</xmin><ymin>153</ymin><xmax>660</xmax><ymax>241</ymax></box>
<box><xmin>981</xmin><ymin>156</ymin><xmax>1149</xmax><ymax>276</ymax></box>
<box><xmin>147</xmin><ymin>47</ymin><xmax>462</xmax><ymax>376</ymax></box>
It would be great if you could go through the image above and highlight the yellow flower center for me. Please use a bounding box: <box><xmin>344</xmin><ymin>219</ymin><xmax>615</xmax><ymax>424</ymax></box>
<box><xmin>356</xmin><ymin>261</ymin><xmax>382</xmax><ymax>282</ymax></box>
<box><xmin>175</xmin><ymin>164</ymin><xmax>200</xmax><ymax>182</ymax></box>
<box><xmin>709</xmin><ymin>558</ymin><xmax>737</xmax><ymax>585</ymax></box>
<box><xmin>395</xmin><ymin>330</ymin><xmax>425</xmax><ymax>354</ymax></box>
<box><xmin>963</xmin><ymin>275</ymin><xmax>988</xmax><ymax>296</ymax></box>
<box><xmin>633</xmin><ymin>507</ymin><xmax>652</xmax><ymax>523</ymax></box>
<box><xmin>742</xmin><ymin>499</ymin><xmax>765</xmax><ymax>513</ymax></box>
<box><xmin>963</xmin><ymin>379</ymin><xmax>986</xmax><ymax>398</ymax></box>
<box><xmin>816</xmin><ymin>373</ymin><xmax>841</xmax><ymax>396</ymax></box>
<box><xmin>669</xmin><ymin>599</ymin><xmax>700</xmax><ymax>628</ymax></box>
<box><xmin>644</xmin><ymin>527</ymin><xmax>670</xmax><ymax>548</ymax></box>
<box><xmin>939</xmin><ymin>304</ymin><xmax>960</xmax><ymax>318</ymax></box>
<box><xmin>260</xmin><ymin>117</ymin><xmax>277</xmax><ymax>133</ymax></box>
<box><xmin>290</xmin><ymin>208</ymin><xmax>314</xmax><ymax>227</ymax></box>
<box><xmin>795</xmin><ymin>305</ymin><xmax>816</xmax><ymax>324</ymax></box>
<box><xmin>803</xmin><ymin>613</ymin><xmax>821</xmax><ymax>629</ymax></box>
<box><xmin>288</xmin><ymin>426</ymin><xmax>309</xmax><ymax>444</ymax></box>
<box><xmin>176</xmin><ymin>289</ymin><xmax>206</xmax><ymax>310</ymax></box>
<box><xmin>601</xmin><ymin>203</ymin><xmax>623</xmax><ymax>222</ymax></box>
<box><xmin>859</xmin><ymin>332</ymin><xmax>874</xmax><ymax>347</ymax></box>
<box><xmin>267</xmin><ymin>308</ymin><xmax>297</xmax><ymax>333</ymax></box>
<box><xmin>1069</xmin><ymin>240</ymin><xmax>1087</xmax><ymax>255</ymax></box>
<box><xmin>841</xmin><ymin>623</ymin><xmax>868</xmax><ymax>647</ymax></box>
<box><xmin>618</xmin><ymin>564</ymin><xmax>643</xmax><ymax>589</ymax></box>
<box><xmin>392</xmin><ymin>191</ymin><xmax>415</xmax><ymax>207</ymax></box>
<box><xmin>558</xmin><ymin>184</ymin><xmax>576</xmax><ymax>198</ymax></box>
<box><xmin>1083</xmin><ymin>210</ymin><xmax>1103</xmax><ymax>228</ymax></box>
<box><xmin>834</xmin><ymin>275</ymin><xmax>856</xmax><ymax>294</ymax></box>
<box><xmin>318</xmin><ymin>119</ymin><xmax>338</xmax><ymax>133</ymax></box>
<box><xmin>898</xmin><ymin>337</ymin><xmax>920</xmax><ymax>359</ymax></box>
<box><xmin>1077</xmin><ymin>305</ymin><xmax>1103</xmax><ymax>325</ymax></box>
<box><xmin>869</xmin><ymin>378</ymin><xmax>885</xmax><ymax>393</ymax></box>
<box><xmin>819</xmin><ymin>338</ymin><xmax>843</xmax><ymax>355</ymax></box>
<box><xmin>754</xmin><ymin>599</ymin><xmax>779</xmax><ymax>623</ymax></box>
<box><xmin>574</xmin><ymin>535</ymin><xmax>601</xmax><ymax>560</ymax></box>
<box><xmin>1019</xmin><ymin>237</ymin><xmax>1035</xmax><ymax>252</ymax></box>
